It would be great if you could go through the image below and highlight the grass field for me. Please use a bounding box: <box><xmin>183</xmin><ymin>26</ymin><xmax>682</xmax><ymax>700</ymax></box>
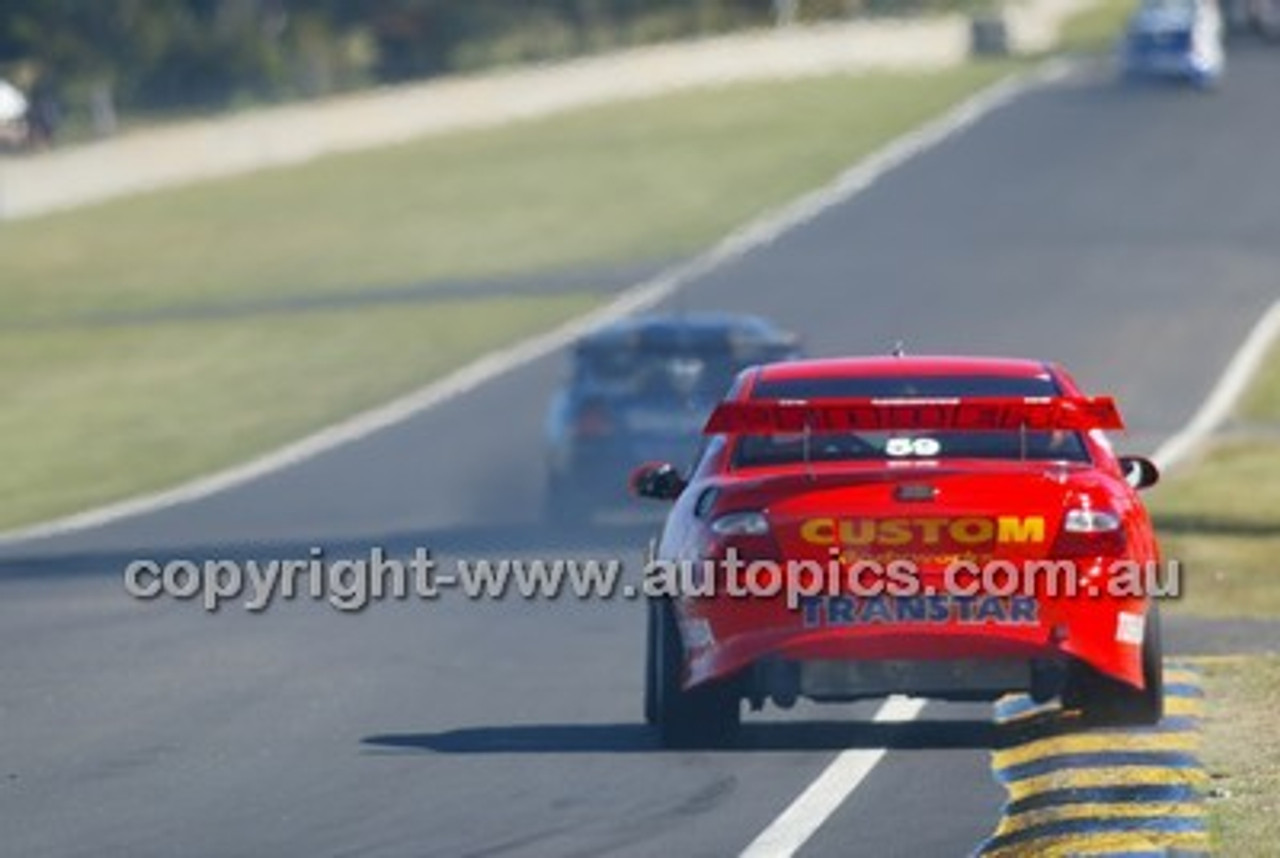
<box><xmin>1056</xmin><ymin>0</ymin><xmax>1134</xmax><ymax>54</ymax></box>
<box><xmin>0</xmin><ymin>295</ymin><xmax>597</xmax><ymax>527</ymax></box>
<box><xmin>1</xmin><ymin>65</ymin><xmax>1015</xmax><ymax>325</ymax></box>
<box><xmin>1199</xmin><ymin>655</ymin><xmax>1280</xmax><ymax>856</ymax></box>
<box><xmin>1153</xmin><ymin>442</ymin><xmax>1280</xmax><ymax>617</ymax></box>
<box><xmin>1150</xmin><ymin>338</ymin><xmax>1280</xmax><ymax>617</ymax></box>
<box><xmin>1152</xmin><ymin>333</ymin><xmax>1280</xmax><ymax>852</ymax></box>
<box><xmin>1</xmin><ymin>63</ymin><xmax>1020</xmax><ymax>530</ymax></box>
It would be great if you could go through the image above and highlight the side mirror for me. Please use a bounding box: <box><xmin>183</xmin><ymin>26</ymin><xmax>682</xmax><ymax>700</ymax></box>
<box><xmin>1119</xmin><ymin>456</ymin><xmax>1160</xmax><ymax>490</ymax></box>
<box><xmin>629</xmin><ymin>462</ymin><xmax>686</xmax><ymax>501</ymax></box>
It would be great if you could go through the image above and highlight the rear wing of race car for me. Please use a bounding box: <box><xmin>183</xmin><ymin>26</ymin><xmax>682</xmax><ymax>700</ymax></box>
<box><xmin>703</xmin><ymin>396</ymin><xmax>1125</xmax><ymax>435</ymax></box>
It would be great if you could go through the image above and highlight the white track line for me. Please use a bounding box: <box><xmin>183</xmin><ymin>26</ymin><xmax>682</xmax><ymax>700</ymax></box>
<box><xmin>0</xmin><ymin>60</ymin><xmax>1072</xmax><ymax>548</ymax></box>
<box><xmin>1151</xmin><ymin>299</ymin><xmax>1280</xmax><ymax>471</ymax></box>
<box><xmin>739</xmin><ymin>696</ymin><xmax>928</xmax><ymax>858</ymax></box>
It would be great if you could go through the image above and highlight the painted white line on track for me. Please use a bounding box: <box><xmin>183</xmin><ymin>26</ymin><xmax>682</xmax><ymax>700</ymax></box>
<box><xmin>738</xmin><ymin>696</ymin><xmax>928</xmax><ymax>858</ymax></box>
<box><xmin>0</xmin><ymin>60</ymin><xmax>1072</xmax><ymax>548</ymax></box>
<box><xmin>1151</xmin><ymin>299</ymin><xmax>1280</xmax><ymax>471</ymax></box>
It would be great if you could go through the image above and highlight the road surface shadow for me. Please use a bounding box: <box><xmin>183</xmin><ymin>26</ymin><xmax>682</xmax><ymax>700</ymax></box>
<box><xmin>361</xmin><ymin>718</ymin><xmax>998</xmax><ymax>755</ymax></box>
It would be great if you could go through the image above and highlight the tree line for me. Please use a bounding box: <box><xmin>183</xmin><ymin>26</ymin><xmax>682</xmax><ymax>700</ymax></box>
<box><xmin>0</xmin><ymin>1</ymin><xmax>993</xmax><ymax>135</ymax></box>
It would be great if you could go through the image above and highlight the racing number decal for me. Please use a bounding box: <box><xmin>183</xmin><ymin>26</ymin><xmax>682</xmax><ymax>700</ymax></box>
<box><xmin>886</xmin><ymin>437</ymin><xmax>941</xmax><ymax>457</ymax></box>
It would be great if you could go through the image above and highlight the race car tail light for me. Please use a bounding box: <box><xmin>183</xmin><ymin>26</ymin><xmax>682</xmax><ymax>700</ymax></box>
<box><xmin>709</xmin><ymin>511</ymin><xmax>770</xmax><ymax>537</ymax></box>
<box><xmin>573</xmin><ymin>402</ymin><xmax>614</xmax><ymax>437</ymax></box>
<box><xmin>1052</xmin><ymin>507</ymin><xmax>1127</xmax><ymax>557</ymax></box>
<box><xmin>708</xmin><ymin>512</ymin><xmax>779</xmax><ymax>560</ymax></box>
<box><xmin>705</xmin><ymin>511</ymin><xmax>783</xmax><ymax>584</ymax></box>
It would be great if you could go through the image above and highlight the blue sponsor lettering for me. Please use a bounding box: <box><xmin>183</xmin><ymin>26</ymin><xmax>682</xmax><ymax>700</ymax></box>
<box><xmin>974</xmin><ymin>597</ymin><xmax>1007</xmax><ymax>623</ymax></box>
<box><xmin>795</xmin><ymin>595</ymin><xmax>1040</xmax><ymax>627</ymax></box>
<box><xmin>862</xmin><ymin>596</ymin><xmax>894</xmax><ymax>623</ymax></box>
<box><xmin>895</xmin><ymin>597</ymin><xmax>927</xmax><ymax>621</ymax></box>
<box><xmin>1009</xmin><ymin>596</ymin><xmax>1038</xmax><ymax>623</ymax></box>
<box><xmin>829</xmin><ymin>596</ymin><xmax>856</xmax><ymax>625</ymax></box>
<box><xmin>800</xmin><ymin>595</ymin><xmax>824</xmax><ymax>628</ymax></box>
<box><xmin>927</xmin><ymin>595</ymin><xmax>951</xmax><ymax>622</ymax></box>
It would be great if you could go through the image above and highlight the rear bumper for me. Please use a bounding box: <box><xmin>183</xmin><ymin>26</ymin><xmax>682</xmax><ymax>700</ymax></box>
<box><xmin>1124</xmin><ymin>46</ymin><xmax>1221</xmax><ymax>78</ymax></box>
<box><xmin>773</xmin><ymin>656</ymin><xmax>1034</xmax><ymax>702</ymax></box>
<box><xmin>678</xmin><ymin>593</ymin><xmax>1149</xmax><ymax>694</ymax></box>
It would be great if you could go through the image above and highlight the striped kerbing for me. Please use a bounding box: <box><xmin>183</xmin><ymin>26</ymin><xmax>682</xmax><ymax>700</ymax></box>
<box><xmin>976</xmin><ymin>664</ymin><xmax>1209</xmax><ymax>857</ymax></box>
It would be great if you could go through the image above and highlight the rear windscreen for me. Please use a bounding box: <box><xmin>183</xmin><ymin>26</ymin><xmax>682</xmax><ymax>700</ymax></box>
<box><xmin>575</xmin><ymin>346</ymin><xmax>787</xmax><ymax>401</ymax></box>
<box><xmin>734</xmin><ymin>374</ymin><xmax>1090</xmax><ymax>465</ymax></box>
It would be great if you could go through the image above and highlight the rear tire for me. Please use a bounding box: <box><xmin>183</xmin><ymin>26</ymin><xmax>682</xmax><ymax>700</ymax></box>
<box><xmin>1068</xmin><ymin>603</ymin><xmax>1164</xmax><ymax>727</ymax></box>
<box><xmin>652</xmin><ymin>599</ymin><xmax>740</xmax><ymax>748</ymax></box>
<box><xmin>1189</xmin><ymin>67</ymin><xmax>1222</xmax><ymax>92</ymax></box>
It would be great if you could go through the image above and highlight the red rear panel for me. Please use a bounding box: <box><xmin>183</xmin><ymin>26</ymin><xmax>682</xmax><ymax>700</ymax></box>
<box><xmin>679</xmin><ymin>463</ymin><xmax>1148</xmax><ymax>690</ymax></box>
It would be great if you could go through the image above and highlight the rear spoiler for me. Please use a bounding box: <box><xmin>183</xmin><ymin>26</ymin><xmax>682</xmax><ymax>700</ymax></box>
<box><xmin>703</xmin><ymin>396</ymin><xmax>1124</xmax><ymax>435</ymax></box>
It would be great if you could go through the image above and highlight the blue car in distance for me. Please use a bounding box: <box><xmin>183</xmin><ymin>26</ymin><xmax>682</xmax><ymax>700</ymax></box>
<box><xmin>1122</xmin><ymin>0</ymin><xmax>1225</xmax><ymax>86</ymax></box>
<box><xmin>544</xmin><ymin>313</ymin><xmax>800</xmax><ymax>524</ymax></box>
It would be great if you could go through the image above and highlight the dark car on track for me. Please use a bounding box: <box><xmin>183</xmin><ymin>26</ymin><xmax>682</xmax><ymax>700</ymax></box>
<box><xmin>1122</xmin><ymin>0</ymin><xmax>1226</xmax><ymax>85</ymax></box>
<box><xmin>544</xmin><ymin>313</ymin><xmax>800</xmax><ymax>524</ymax></box>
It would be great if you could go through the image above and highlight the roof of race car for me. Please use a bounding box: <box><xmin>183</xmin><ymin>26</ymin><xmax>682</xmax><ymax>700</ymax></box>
<box><xmin>575</xmin><ymin>313</ymin><xmax>797</xmax><ymax>353</ymax></box>
<box><xmin>752</xmin><ymin>355</ymin><xmax>1055</xmax><ymax>383</ymax></box>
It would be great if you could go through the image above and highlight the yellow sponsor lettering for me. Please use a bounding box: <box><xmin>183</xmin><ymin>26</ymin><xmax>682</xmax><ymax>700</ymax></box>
<box><xmin>799</xmin><ymin>515</ymin><xmax>1049</xmax><ymax>547</ymax></box>
<box><xmin>877</xmin><ymin>518</ymin><xmax>913</xmax><ymax>547</ymax></box>
<box><xmin>916</xmin><ymin>517</ymin><xmax>948</xmax><ymax>544</ymax></box>
<box><xmin>799</xmin><ymin>518</ymin><xmax>836</xmax><ymax>546</ymax></box>
<box><xmin>838</xmin><ymin>519</ymin><xmax>876</xmax><ymax>546</ymax></box>
<box><xmin>996</xmin><ymin>515</ymin><xmax>1045</xmax><ymax>543</ymax></box>
<box><xmin>951</xmin><ymin>517</ymin><xmax>994</xmax><ymax>545</ymax></box>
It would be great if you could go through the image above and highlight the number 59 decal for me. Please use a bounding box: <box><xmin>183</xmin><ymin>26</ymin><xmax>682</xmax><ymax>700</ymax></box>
<box><xmin>886</xmin><ymin>437</ymin><xmax>942</xmax><ymax>457</ymax></box>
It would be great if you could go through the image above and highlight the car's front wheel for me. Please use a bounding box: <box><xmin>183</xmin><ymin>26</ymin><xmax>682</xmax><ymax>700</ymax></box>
<box><xmin>650</xmin><ymin>599</ymin><xmax>740</xmax><ymax>748</ymax></box>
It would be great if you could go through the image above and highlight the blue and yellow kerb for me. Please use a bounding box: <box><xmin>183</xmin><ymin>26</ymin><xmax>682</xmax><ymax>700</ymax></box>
<box><xmin>976</xmin><ymin>664</ymin><xmax>1209</xmax><ymax>857</ymax></box>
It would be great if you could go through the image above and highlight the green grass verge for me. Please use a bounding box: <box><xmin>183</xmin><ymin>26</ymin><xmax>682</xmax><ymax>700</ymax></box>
<box><xmin>1121</xmin><ymin>319</ymin><xmax>1280</xmax><ymax>847</ymax></box>
<box><xmin>1057</xmin><ymin>0</ymin><xmax>1135</xmax><ymax>54</ymax></box>
<box><xmin>1</xmin><ymin>63</ymin><xmax>1027</xmax><ymax>530</ymax></box>
<box><xmin>1152</xmin><ymin>442</ymin><xmax>1280</xmax><ymax>618</ymax></box>
<box><xmin>0</xmin><ymin>295</ymin><xmax>596</xmax><ymax>529</ymax></box>
<box><xmin>1150</xmin><ymin>340</ymin><xmax>1280</xmax><ymax>618</ymax></box>
<box><xmin>0</xmin><ymin>63</ymin><xmax>1017</xmax><ymax>324</ymax></box>
<box><xmin>1199</xmin><ymin>655</ymin><xmax>1280</xmax><ymax>856</ymax></box>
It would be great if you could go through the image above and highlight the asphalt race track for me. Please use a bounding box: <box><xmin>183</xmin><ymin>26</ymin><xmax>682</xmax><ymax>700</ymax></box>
<box><xmin>4</xmin><ymin>51</ymin><xmax>1280</xmax><ymax>857</ymax></box>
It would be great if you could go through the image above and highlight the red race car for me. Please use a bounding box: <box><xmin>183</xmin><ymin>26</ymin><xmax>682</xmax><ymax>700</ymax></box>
<box><xmin>633</xmin><ymin>355</ymin><xmax>1166</xmax><ymax>747</ymax></box>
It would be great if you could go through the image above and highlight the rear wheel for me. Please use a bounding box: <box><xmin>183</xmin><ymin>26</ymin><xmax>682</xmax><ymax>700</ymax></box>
<box><xmin>1189</xmin><ymin>66</ymin><xmax>1222</xmax><ymax>91</ymax></box>
<box><xmin>651</xmin><ymin>599</ymin><xmax>740</xmax><ymax>748</ymax></box>
<box><xmin>1068</xmin><ymin>603</ymin><xmax>1164</xmax><ymax>727</ymax></box>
